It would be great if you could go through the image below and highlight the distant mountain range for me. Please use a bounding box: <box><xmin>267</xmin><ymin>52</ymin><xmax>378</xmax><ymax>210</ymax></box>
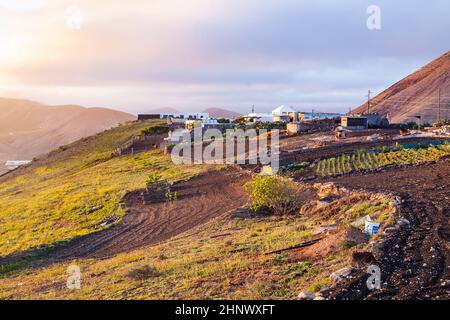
<box><xmin>0</xmin><ymin>98</ymin><xmax>135</xmax><ymax>174</ymax></box>
<box><xmin>351</xmin><ymin>50</ymin><xmax>450</xmax><ymax>124</ymax></box>
<box><xmin>145</xmin><ymin>107</ymin><xmax>180</xmax><ymax>114</ymax></box>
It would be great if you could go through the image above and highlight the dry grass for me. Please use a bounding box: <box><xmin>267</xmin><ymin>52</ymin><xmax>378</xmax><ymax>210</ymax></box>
<box><xmin>0</xmin><ymin>185</ymin><xmax>395</xmax><ymax>299</ymax></box>
<box><xmin>0</xmin><ymin>120</ymin><xmax>212</xmax><ymax>257</ymax></box>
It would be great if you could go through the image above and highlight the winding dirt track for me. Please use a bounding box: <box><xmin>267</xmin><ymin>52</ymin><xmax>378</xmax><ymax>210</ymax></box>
<box><xmin>50</xmin><ymin>169</ymin><xmax>250</xmax><ymax>260</ymax></box>
<box><xmin>325</xmin><ymin>160</ymin><xmax>450</xmax><ymax>300</ymax></box>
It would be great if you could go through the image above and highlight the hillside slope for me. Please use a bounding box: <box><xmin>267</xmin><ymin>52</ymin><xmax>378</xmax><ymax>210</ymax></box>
<box><xmin>0</xmin><ymin>120</ymin><xmax>212</xmax><ymax>257</ymax></box>
<box><xmin>0</xmin><ymin>98</ymin><xmax>136</xmax><ymax>173</ymax></box>
<box><xmin>351</xmin><ymin>50</ymin><xmax>450</xmax><ymax>124</ymax></box>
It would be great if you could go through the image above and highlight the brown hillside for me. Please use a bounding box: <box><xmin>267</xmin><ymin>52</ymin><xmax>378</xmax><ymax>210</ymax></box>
<box><xmin>351</xmin><ymin>50</ymin><xmax>450</xmax><ymax>124</ymax></box>
<box><xmin>0</xmin><ymin>98</ymin><xmax>135</xmax><ymax>173</ymax></box>
<box><xmin>202</xmin><ymin>107</ymin><xmax>243</xmax><ymax>119</ymax></box>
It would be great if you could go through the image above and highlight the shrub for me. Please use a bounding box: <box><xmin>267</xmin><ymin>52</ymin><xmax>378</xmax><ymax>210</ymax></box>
<box><xmin>127</xmin><ymin>265</ymin><xmax>160</xmax><ymax>280</ymax></box>
<box><xmin>146</xmin><ymin>171</ymin><xmax>162</xmax><ymax>187</ymax></box>
<box><xmin>254</xmin><ymin>121</ymin><xmax>286</xmax><ymax>130</ymax></box>
<box><xmin>140</xmin><ymin>125</ymin><xmax>171</xmax><ymax>136</ymax></box>
<box><xmin>244</xmin><ymin>175</ymin><xmax>303</xmax><ymax>215</ymax></box>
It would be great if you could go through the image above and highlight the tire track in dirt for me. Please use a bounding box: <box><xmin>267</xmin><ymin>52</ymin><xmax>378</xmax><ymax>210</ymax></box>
<box><xmin>49</xmin><ymin>168</ymin><xmax>251</xmax><ymax>260</ymax></box>
<box><xmin>324</xmin><ymin>160</ymin><xmax>450</xmax><ymax>300</ymax></box>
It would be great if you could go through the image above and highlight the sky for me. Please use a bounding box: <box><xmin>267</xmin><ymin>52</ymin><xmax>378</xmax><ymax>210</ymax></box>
<box><xmin>0</xmin><ymin>0</ymin><xmax>449</xmax><ymax>115</ymax></box>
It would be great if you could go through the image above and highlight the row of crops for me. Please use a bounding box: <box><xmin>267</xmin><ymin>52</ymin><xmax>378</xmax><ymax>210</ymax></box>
<box><xmin>315</xmin><ymin>142</ymin><xmax>450</xmax><ymax>177</ymax></box>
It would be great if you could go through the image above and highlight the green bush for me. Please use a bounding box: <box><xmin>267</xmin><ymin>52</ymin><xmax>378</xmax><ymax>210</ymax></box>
<box><xmin>140</xmin><ymin>125</ymin><xmax>171</xmax><ymax>136</ymax></box>
<box><xmin>244</xmin><ymin>175</ymin><xmax>303</xmax><ymax>215</ymax></box>
<box><xmin>146</xmin><ymin>171</ymin><xmax>162</xmax><ymax>187</ymax></box>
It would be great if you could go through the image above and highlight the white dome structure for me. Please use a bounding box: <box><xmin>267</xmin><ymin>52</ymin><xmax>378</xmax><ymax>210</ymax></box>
<box><xmin>272</xmin><ymin>105</ymin><xmax>298</xmax><ymax>115</ymax></box>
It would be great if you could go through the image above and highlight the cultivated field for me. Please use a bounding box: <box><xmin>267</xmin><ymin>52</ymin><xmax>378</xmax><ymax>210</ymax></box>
<box><xmin>315</xmin><ymin>142</ymin><xmax>450</xmax><ymax>177</ymax></box>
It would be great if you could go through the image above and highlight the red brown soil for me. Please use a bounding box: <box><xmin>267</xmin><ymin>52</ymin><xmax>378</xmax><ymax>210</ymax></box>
<box><xmin>49</xmin><ymin>168</ymin><xmax>251</xmax><ymax>260</ymax></box>
<box><xmin>324</xmin><ymin>159</ymin><xmax>450</xmax><ymax>300</ymax></box>
<box><xmin>290</xmin><ymin>228</ymin><xmax>368</xmax><ymax>261</ymax></box>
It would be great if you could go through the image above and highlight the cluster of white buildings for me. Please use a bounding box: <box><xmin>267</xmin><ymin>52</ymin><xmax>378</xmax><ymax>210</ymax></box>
<box><xmin>246</xmin><ymin>105</ymin><xmax>342</xmax><ymax>123</ymax></box>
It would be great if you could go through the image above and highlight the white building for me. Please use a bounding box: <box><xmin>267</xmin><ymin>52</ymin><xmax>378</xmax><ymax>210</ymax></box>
<box><xmin>160</xmin><ymin>112</ymin><xmax>209</xmax><ymax>120</ymax></box>
<box><xmin>185</xmin><ymin>118</ymin><xmax>219</xmax><ymax>129</ymax></box>
<box><xmin>5</xmin><ymin>160</ymin><xmax>31</xmax><ymax>170</ymax></box>
<box><xmin>271</xmin><ymin>105</ymin><xmax>298</xmax><ymax>116</ymax></box>
<box><xmin>165</xmin><ymin>130</ymin><xmax>190</xmax><ymax>143</ymax></box>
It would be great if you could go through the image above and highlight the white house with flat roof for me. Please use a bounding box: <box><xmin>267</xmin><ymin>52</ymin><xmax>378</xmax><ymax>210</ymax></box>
<box><xmin>5</xmin><ymin>160</ymin><xmax>32</xmax><ymax>170</ymax></box>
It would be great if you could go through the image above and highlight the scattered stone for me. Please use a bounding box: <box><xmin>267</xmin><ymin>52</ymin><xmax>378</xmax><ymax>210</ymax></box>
<box><xmin>330</xmin><ymin>266</ymin><xmax>353</xmax><ymax>283</ymax></box>
<box><xmin>96</xmin><ymin>214</ymin><xmax>119</xmax><ymax>229</ymax></box>
<box><xmin>319</xmin><ymin>285</ymin><xmax>330</xmax><ymax>293</ymax></box>
<box><xmin>88</xmin><ymin>204</ymin><xmax>104</xmax><ymax>214</ymax></box>
<box><xmin>297</xmin><ymin>291</ymin><xmax>315</xmax><ymax>300</ymax></box>
<box><xmin>316</xmin><ymin>200</ymin><xmax>331</xmax><ymax>207</ymax></box>
<box><xmin>351</xmin><ymin>215</ymin><xmax>372</xmax><ymax>228</ymax></box>
<box><xmin>397</xmin><ymin>218</ymin><xmax>410</xmax><ymax>227</ymax></box>
<box><xmin>313</xmin><ymin>224</ymin><xmax>338</xmax><ymax>235</ymax></box>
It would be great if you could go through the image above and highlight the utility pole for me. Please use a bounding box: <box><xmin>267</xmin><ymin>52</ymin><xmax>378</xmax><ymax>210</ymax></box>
<box><xmin>252</xmin><ymin>104</ymin><xmax>255</xmax><ymax>114</ymax></box>
<box><xmin>438</xmin><ymin>89</ymin><xmax>441</xmax><ymax>123</ymax></box>
<box><xmin>366</xmin><ymin>90</ymin><xmax>372</xmax><ymax>114</ymax></box>
<box><xmin>415</xmin><ymin>115</ymin><xmax>422</xmax><ymax>131</ymax></box>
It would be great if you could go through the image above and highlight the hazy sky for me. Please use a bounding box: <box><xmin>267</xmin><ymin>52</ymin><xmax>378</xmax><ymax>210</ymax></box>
<box><xmin>1</xmin><ymin>0</ymin><xmax>449</xmax><ymax>115</ymax></box>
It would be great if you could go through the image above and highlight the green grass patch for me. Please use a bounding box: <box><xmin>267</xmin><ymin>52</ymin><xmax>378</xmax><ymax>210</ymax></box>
<box><xmin>0</xmin><ymin>120</ymin><xmax>211</xmax><ymax>256</ymax></box>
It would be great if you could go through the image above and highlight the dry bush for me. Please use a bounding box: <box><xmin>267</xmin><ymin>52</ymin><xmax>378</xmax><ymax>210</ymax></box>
<box><xmin>127</xmin><ymin>265</ymin><xmax>160</xmax><ymax>280</ymax></box>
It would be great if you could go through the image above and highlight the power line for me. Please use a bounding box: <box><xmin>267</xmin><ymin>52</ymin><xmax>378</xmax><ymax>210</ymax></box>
<box><xmin>438</xmin><ymin>89</ymin><xmax>442</xmax><ymax>122</ymax></box>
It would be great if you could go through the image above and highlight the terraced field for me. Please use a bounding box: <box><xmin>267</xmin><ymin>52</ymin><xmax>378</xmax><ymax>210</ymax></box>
<box><xmin>315</xmin><ymin>142</ymin><xmax>450</xmax><ymax>177</ymax></box>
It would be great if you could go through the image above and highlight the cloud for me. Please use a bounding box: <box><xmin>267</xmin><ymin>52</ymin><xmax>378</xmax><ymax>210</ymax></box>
<box><xmin>1</xmin><ymin>0</ymin><xmax>449</xmax><ymax>113</ymax></box>
<box><xmin>0</xmin><ymin>0</ymin><xmax>47</xmax><ymax>13</ymax></box>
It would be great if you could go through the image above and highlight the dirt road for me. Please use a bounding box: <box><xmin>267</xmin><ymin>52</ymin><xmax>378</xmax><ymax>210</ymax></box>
<box><xmin>50</xmin><ymin>168</ymin><xmax>250</xmax><ymax>260</ymax></box>
<box><xmin>325</xmin><ymin>160</ymin><xmax>450</xmax><ymax>299</ymax></box>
